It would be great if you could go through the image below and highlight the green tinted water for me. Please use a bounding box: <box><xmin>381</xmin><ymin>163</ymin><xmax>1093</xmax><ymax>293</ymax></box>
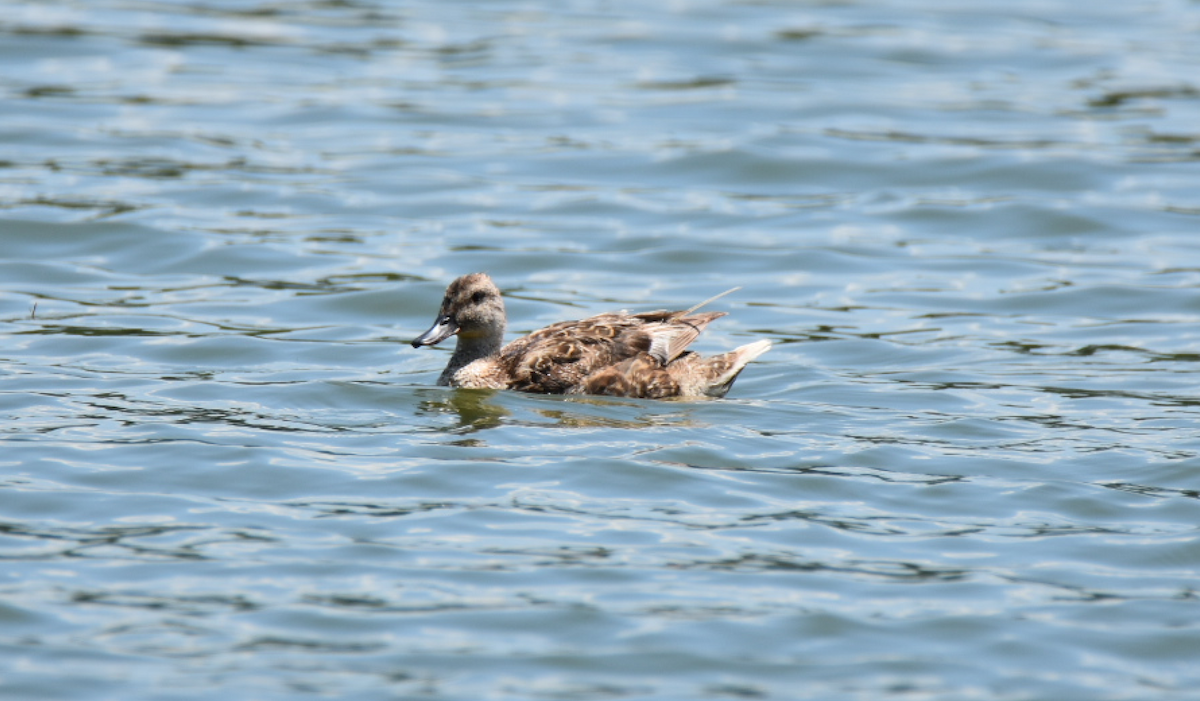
<box><xmin>3</xmin><ymin>0</ymin><xmax>1200</xmax><ymax>699</ymax></box>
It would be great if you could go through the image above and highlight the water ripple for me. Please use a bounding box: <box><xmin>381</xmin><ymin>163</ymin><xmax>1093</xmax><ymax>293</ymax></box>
<box><xmin>5</xmin><ymin>0</ymin><xmax>1200</xmax><ymax>699</ymax></box>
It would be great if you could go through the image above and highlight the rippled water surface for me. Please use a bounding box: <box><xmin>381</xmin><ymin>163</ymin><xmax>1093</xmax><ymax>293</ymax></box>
<box><xmin>4</xmin><ymin>0</ymin><xmax>1200</xmax><ymax>699</ymax></box>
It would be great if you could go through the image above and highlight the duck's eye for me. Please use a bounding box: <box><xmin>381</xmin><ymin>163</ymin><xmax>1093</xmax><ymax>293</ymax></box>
<box><xmin>471</xmin><ymin>290</ymin><xmax>488</xmax><ymax>304</ymax></box>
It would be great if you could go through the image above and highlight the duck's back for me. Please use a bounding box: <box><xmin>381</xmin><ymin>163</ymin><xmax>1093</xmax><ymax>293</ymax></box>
<box><xmin>489</xmin><ymin>313</ymin><xmax>650</xmax><ymax>393</ymax></box>
<box><xmin>476</xmin><ymin>310</ymin><xmax>719</xmax><ymax>394</ymax></box>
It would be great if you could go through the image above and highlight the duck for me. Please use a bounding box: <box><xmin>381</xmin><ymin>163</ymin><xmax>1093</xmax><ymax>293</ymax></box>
<box><xmin>410</xmin><ymin>273</ymin><xmax>770</xmax><ymax>399</ymax></box>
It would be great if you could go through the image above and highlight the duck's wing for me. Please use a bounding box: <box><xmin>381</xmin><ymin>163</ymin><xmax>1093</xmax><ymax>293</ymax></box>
<box><xmin>573</xmin><ymin>337</ymin><xmax>771</xmax><ymax>399</ymax></box>
<box><xmin>635</xmin><ymin>310</ymin><xmax>726</xmax><ymax>365</ymax></box>
<box><xmin>496</xmin><ymin>313</ymin><xmax>659</xmax><ymax>393</ymax></box>
<box><xmin>493</xmin><ymin>287</ymin><xmax>738</xmax><ymax>395</ymax></box>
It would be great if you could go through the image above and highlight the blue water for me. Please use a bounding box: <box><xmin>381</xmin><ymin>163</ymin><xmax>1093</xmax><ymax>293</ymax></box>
<box><xmin>3</xmin><ymin>0</ymin><xmax>1200</xmax><ymax>699</ymax></box>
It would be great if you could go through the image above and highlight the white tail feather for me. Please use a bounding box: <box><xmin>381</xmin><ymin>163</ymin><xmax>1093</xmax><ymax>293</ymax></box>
<box><xmin>704</xmin><ymin>339</ymin><xmax>772</xmax><ymax>397</ymax></box>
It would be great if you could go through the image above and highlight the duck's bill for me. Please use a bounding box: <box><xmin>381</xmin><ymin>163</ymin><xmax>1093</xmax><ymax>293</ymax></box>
<box><xmin>411</xmin><ymin>315</ymin><xmax>458</xmax><ymax>347</ymax></box>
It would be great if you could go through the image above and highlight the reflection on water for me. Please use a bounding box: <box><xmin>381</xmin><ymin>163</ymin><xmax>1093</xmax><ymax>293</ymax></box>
<box><xmin>418</xmin><ymin>388</ymin><xmax>509</xmax><ymax>432</ymax></box>
<box><xmin>418</xmin><ymin>387</ymin><xmax>704</xmax><ymax>433</ymax></box>
<box><xmin>4</xmin><ymin>0</ymin><xmax>1200</xmax><ymax>699</ymax></box>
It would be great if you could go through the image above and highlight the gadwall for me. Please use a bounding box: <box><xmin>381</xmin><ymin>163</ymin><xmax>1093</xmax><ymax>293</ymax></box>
<box><xmin>411</xmin><ymin>273</ymin><xmax>770</xmax><ymax>399</ymax></box>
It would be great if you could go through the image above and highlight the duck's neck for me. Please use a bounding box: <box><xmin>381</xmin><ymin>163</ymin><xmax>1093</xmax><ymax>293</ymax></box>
<box><xmin>438</xmin><ymin>328</ymin><xmax>505</xmax><ymax>385</ymax></box>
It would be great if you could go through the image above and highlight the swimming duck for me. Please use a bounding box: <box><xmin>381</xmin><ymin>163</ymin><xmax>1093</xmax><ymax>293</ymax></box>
<box><xmin>411</xmin><ymin>273</ymin><xmax>770</xmax><ymax>399</ymax></box>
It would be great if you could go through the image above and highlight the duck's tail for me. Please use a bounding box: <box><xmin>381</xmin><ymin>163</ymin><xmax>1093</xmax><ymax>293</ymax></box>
<box><xmin>686</xmin><ymin>339</ymin><xmax>772</xmax><ymax>398</ymax></box>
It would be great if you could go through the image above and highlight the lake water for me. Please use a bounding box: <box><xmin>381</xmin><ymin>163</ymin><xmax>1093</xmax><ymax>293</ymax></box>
<box><xmin>3</xmin><ymin>0</ymin><xmax>1200</xmax><ymax>699</ymax></box>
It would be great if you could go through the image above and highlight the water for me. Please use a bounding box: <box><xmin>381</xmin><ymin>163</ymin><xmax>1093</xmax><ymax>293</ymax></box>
<box><xmin>3</xmin><ymin>0</ymin><xmax>1200</xmax><ymax>699</ymax></box>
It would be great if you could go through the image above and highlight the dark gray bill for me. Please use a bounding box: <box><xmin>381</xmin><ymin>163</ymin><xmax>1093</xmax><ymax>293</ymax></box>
<box><xmin>411</xmin><ymin>315</ymin><xmax>458</xmax><ymax>347</ymax></box>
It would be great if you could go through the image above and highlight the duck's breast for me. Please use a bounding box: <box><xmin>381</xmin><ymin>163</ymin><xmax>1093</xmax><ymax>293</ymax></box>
<box><xmin>451</xmin><ymin>358</ymin><xmax>510</xmax><ymax>389</ymax></box>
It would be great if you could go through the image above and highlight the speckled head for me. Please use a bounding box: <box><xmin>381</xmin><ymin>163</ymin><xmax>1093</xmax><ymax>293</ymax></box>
<box><xmin>411</xmin><ymin>273</ymin><xmax>506</xmax><ymax>348</ymax></box>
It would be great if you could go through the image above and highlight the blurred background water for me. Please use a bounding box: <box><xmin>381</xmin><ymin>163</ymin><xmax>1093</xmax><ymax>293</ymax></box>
<box><xmin>3</xmin><ymin>0</ymin><xmax>1200</xmax><ymax>699</ymax></box>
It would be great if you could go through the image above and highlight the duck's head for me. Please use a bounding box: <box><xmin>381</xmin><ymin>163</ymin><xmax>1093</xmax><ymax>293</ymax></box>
<box><xmin>411</xmin><ymin>272</ymin><xmax>506</xmax><ymax>348</ymax></box>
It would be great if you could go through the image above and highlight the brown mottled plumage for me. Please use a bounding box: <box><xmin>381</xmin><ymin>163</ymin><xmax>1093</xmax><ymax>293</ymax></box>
<box><xmin>411</xmin><ymin>273</ymin><xmax>771</xmax><ymax>399</ymax></box>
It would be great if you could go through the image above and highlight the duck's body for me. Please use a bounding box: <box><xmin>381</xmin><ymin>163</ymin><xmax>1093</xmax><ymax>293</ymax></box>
<box><xmin>411</xmin><ymin>273</ymin><xmax>770</xmax><ymax>399</ymax></box>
